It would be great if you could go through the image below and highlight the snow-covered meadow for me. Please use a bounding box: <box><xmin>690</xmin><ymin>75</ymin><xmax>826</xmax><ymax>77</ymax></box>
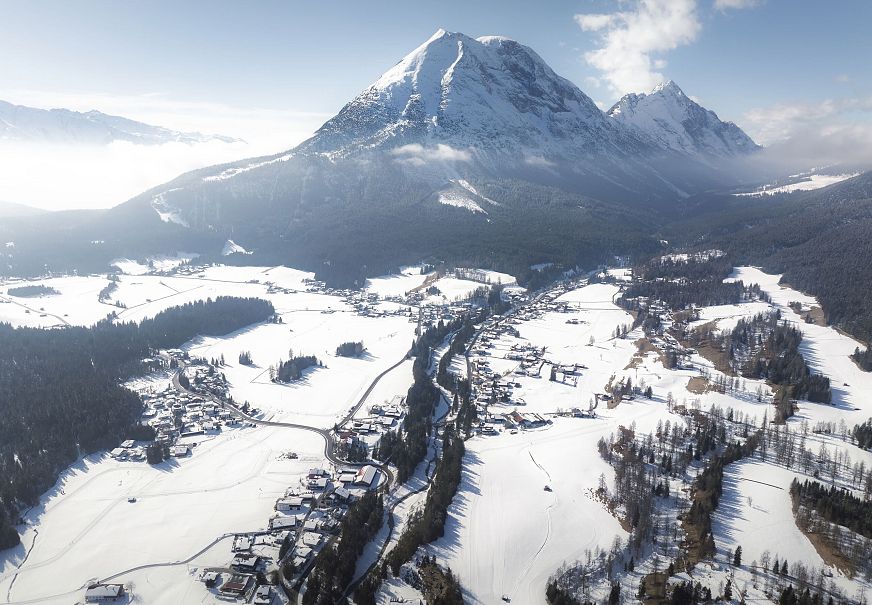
<box><xmin>4</xmin><ymin>261</ymin><xmax>872</xmax><ymax>604</ymax></box>
<box><xmin>0</xmin><ymin>263</ymin><xmax>423</xmax><ymax>604</ymax></box>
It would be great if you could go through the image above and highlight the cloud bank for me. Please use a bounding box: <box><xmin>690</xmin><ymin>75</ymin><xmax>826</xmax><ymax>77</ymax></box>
<box><xmin>744</xmin><ymin>96</ymin><xmax>872</xmax><ymax>168</ymax></box>
<box><xmin>0</xmin><ymin>91</ymin><xmax>331</xmax><ymax>211</ymax></box>
<box><xmin>391</xmin><ymin>144</ymin><xmax>472</xmax><ymax>166</ymax></box>
<box><xmin>575</xmin><ymin>0</ymin><xmax>701</xmax><ymax>97</ymax></box>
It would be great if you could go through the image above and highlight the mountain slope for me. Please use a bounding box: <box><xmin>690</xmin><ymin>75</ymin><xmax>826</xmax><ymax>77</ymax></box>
<box><xmin>672</xmin><ymin>171</ymin><xmax>872</xmax><ymax>340</ymax></box>
<box><xmin>608</xmin><ymin>81</ymin><xmax>759</xmax><ymax>158</ymax></box>
<box><xmin>0</xmin><ymin>100</ymin><xmax>239</xmax><ymax>145</ymax></box>
<box><xmin>0</xmin><ymin>30</ymin><xmax>763</xmax><ymax>283</ymax></box>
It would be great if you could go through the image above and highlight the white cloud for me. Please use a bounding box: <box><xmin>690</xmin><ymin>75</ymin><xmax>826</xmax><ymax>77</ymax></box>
<box><xmin>524</xmin><ymin>154</ymin><xmax>557</xmax><ymax>169</ymax></box>
<box><xmin>574</xmin><ymin>0</ymin><xmax>701</xmax><ymax>97</ymax></box>
<box><xmin>574</xmin><ymin>13</ymin><xmax>616</xmax><ymax>31</ymax></box>
<box><xmin>743</xmin><ymin>96</ymin><xmax>872</xmax><ymax>167</ymax></box>
<box><xmin>390</xmin><ymin>143</ymin><xmax>472</xmax><ymax>165</ymax></box>
<box><xmin>743</xmin><ymin>96</ymin><xmax>872</xmax><ymax>145</ymax></box>
<box><xmin>713</xmin><ymin>0</ymin><xmax>759</xmax><ymax>10</ymax></box>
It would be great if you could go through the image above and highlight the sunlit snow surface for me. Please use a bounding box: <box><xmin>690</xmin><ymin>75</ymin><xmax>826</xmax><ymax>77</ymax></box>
<box><xmin>3</xmin><ymin>265</ymin><xmax>872</xmax><ymax>603</ymax></box>
<box><xmin>735</xmin><ymin>173</ymin><xmax>858</xmax><ymax>196</ymax></box>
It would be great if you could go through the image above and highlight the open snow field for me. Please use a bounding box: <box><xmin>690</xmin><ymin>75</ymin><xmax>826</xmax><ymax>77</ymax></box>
<box><xmin>431</xmin><ymin>418</ymin><xmax>629</xmax><ymax>605</ymax></box>
<box><xmin>0</xmin><ymin>263</ymin><xmax>422</xmax><ymax>604</ymax></box>
<box><xmin>713</xmin><ymin>459</ymin><xmax>822</xmax><ymax>570</ymax></box>
<box><xmin>426</xmin><ymin>272</ymin><xmax>872</xmax><ymax>603</ymax></box>
<box><xmin>5</xmin><ymin>264</ymin><xmax>872</xmax><ymax>604</ymax></box>
<box><xmin>185</xmin><ymin>311</ymin><xmax>414</xmax><ymax>427</ymax></box>
<box><xmin>0</xmin><ymin>424</ymin><xmax>324</xmax><ymax>604</ymax></box>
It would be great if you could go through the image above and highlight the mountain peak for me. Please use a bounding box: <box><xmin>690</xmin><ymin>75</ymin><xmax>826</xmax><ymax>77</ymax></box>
<box><xmin>299</xmin><ymin>30</ymin><xmax>616</xmax><ymax>160</ymax></box>
<box><xmin>652</xmin><ymin>79</ymin><xmax>684</xmax><ymax>96</ymax></box>
<box><xmin>607</xmin><ymin>81</ymin><xmax>759</xmax><ymax>157</ymax></box>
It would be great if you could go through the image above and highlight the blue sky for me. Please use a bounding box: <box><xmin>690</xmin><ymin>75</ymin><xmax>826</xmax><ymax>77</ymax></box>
<box><xmin>2</xmin><ymin>0</ymin><xmax>870</xmax><ymax>146</ymax></box>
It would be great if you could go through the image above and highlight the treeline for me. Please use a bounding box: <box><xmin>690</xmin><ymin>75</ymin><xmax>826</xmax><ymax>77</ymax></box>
<box><xmin>336</xmin><ymin>341</ymin><xmax>365</xmax><ymax>357</ymax></box>
<box><xmin>791</xmin><ymin>478</ymin><xmax>872</xmax><ymax>540</ymax></box>
<box><xmin>0</xmin><ymin>296</ymin><xmax>274</xmax><ymax>549</ymax></box>
<box><xmin>686</xmin><ymin>431</ymin><xmax>762</xmax><ymax>561</ymax></box>
<box><xmin>853</xmin><ymin>346</ymin><xmax>872</xmax><ymax>372</ymax></box>
<box><xmin>275</xmin><ymin>354</ymin><xmax>320</xmax><ymax>382</ymax></box>
<box><xmin>135</xmin><ymin>296</ymin><xmax>274</xmax><ymax>350</ymax></box>
<box><xmin>6</xmin><ymin>284</ymin><xmax>59</xmax><ymax>297</ymax></box>
<box><xmin>620</xmin><ymin>255</ymin><xmax>765</xmax><ymax>311</ymax></box>
<box><xmin>696</xmin><ymin>311</ymin><xmax>831</xmax><ymax>420</ymax></box>
<box><xmin>756</xmin><ymin>320</ymin><xmax>831</xmax><ymax>407</ymax></box>
<box><xmin>374</xmin><ymin>356</ymin><xmax>439</xmax><ymax>483</ymax></box>
<box><xmin>301</xmin><ymin>491</ymin><xmax>384</xmax><ymax>605</ymax></box>
<box><xmin>98</xmin><ymin>275</ymin><xmax>119</xmax><ymax>303</ymax></box>
<box><xmin>385</xmin><ymin>427</ymin><xmax>465</xmax><ymax>575</ymax></box>
<box><xmin>375</xmin><ymin>318</ymin><xmax>462</xmax><ymax>482</ymax></box>
<box><xmin>358</xmin><ymin>319</ymin><xmax>476</xmax><ymax>604</ymax></box>
<box><xmin>854</xmin><ymin>418</ymin><xmax>872</xmax><ymax>450</ymax></box>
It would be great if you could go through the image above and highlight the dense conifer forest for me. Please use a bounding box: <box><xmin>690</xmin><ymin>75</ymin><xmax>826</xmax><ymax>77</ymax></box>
<box><xmin>6</xmin><ymin>284</ymin><xmax>59</xmax><ymax>297</ymax></box>
<box><xmin>852</xmin><ymin>346</ymin><xmax>872</xmax><ymax>372</ymax></box>
<box><xmin>620</xmin><ymin>255</ymin><xmax>764</xmax><ymax>311</ymax></box>
<box><xmin>0</xmin><ymin>296</ymin><xmax>274</xmax><ymax>548</ymax></box>
<box><xmin>790</xmin><ymin>478</ymin><xmax>872</xmax><ymax>539</ymax></box>
<box><xmin>671</xmin><ymin>173</ymin><xmax>872</xmax><ymax>343</ymax></box>
<box><xmin>703</xmin><ymin>311</ymin><xmax>832</xmax><ymax>418</ymax></box>
<box><xmin>335</xmin><ymin>341</ymin><xmax>365</xmax><ymax>357</ymax></box>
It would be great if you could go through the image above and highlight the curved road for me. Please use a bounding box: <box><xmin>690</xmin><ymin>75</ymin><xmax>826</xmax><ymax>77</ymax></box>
<box><xmin>172</xmin><ymin>353</ymin><xmax>410</xmax><ymax>491</ymax></box>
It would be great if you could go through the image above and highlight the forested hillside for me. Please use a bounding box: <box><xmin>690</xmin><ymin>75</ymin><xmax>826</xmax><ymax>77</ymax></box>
<box><xmin>670</xmin><ymin>172</ymin><xmax>872</xmax><ymax>343</ymax></box>
<box><xmin>0</xmin><ymin>296</ymin><xmax>274</xmax><ymax>548</ymax></box>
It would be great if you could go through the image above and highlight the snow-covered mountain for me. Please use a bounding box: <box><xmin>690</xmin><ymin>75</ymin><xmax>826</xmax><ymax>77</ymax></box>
<box><xmin>607</xmin><ymin>81</ymin><xmax>759</xmax><ymax>158</ymax></box>
<box><xmin>0</xmin><ymin>100</ymin><xmax>240</xmax><ymax>145</ymax></box>
<box><xmin>301</xmin><ymin>29</ymin><xmax>640</xmax><ymax>162</ymax></box>
<box><xmin>302</xmin><ymin>31</ymin><xmax>757</xmax><ymax>165</ymax></box>
<box><xmin>0</xmin><ymin>30</ymin><xmax>765</xmax><ymax>283</ymax></box>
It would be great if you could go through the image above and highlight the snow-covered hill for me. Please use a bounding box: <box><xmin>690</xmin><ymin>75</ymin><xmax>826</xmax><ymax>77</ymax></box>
<box><xmin>607</xmin><ymin>81</ymin><xmax>759</xmax><ymax>158</ymax></box>
<box><xmin>0</xmin><ymin>100</ymin><xmax>239</xmax><ymax>145</ymax></box>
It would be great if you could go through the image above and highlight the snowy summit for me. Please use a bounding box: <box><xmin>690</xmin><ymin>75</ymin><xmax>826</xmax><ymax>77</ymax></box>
<box><xmin>607</xmin><ymin>81</ymin><xmax>759</xmax><ymax>157</ymax></box>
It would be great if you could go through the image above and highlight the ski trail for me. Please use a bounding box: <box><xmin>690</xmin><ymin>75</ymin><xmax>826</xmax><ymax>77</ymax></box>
<box><xmin>507</xmin><ymin>449</ymin><xmax>556</xmax><ymax>602</ymax></box>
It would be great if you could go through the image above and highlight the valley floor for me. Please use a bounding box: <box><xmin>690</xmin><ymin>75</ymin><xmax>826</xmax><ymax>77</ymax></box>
<box><xmin>2</xmin><ymin>263</ymin><xmax>872</xmax><ymax>604</ymax></box>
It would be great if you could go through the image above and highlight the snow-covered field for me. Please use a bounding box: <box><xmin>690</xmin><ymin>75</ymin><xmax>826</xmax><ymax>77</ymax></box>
<box><xmin>421</xmin><ymin>271</ymin><xmax>872</xmax><ymax>604</ymax></box>
<box><xmin>185</xmin><ymin>312</ymin><xmax>413</xmax><ymax>427</ymax></box>
<box><xmin>0</xmin><ymin>425</ymin><xmax>323</xmax><ymax>604</ymax></box>
<box><xmin>0</xmin><ymin>263</ymin><xmax>423</xmax><ymax>605</ymax></box>
<box><xmin>4</xmin><ymin>262</ymin><xmax>872</xmax><ymax>604</ymax></box>
<box><xmin>735</xmin><ymin>173</ymin><xmax>859</xmax><ymax>196</ymax></box>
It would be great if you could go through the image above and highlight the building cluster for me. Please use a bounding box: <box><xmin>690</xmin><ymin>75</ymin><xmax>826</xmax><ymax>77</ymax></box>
<box><xmin>464</xmin><ymin>278</ymin><xmax>608</xmax><ymax>437</ymax></box>
<box><xmin>336</xmin><ymin>395</ymin><xmax>408</xmax><ymax>461</ymax></box>
<box><xmin>199</xmin><ymin>465</ymin><xmax>382</xmax><ymax>603</ymax></box>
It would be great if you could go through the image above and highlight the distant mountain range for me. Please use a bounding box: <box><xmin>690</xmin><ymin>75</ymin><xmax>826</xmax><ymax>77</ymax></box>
<box><xmin>0</xmin><ymin>200</ymin><xmax>45</xmax><ymax>219</ymax></box>
<box><xmin>0</xmin><ymin>100</ymin><xmax>240</xmax><ymax>145</ymax></box>
<box><xmin>0</xmin><ymin>30</ymin><xmax>794</xmax><ymax>284</ymax></box>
